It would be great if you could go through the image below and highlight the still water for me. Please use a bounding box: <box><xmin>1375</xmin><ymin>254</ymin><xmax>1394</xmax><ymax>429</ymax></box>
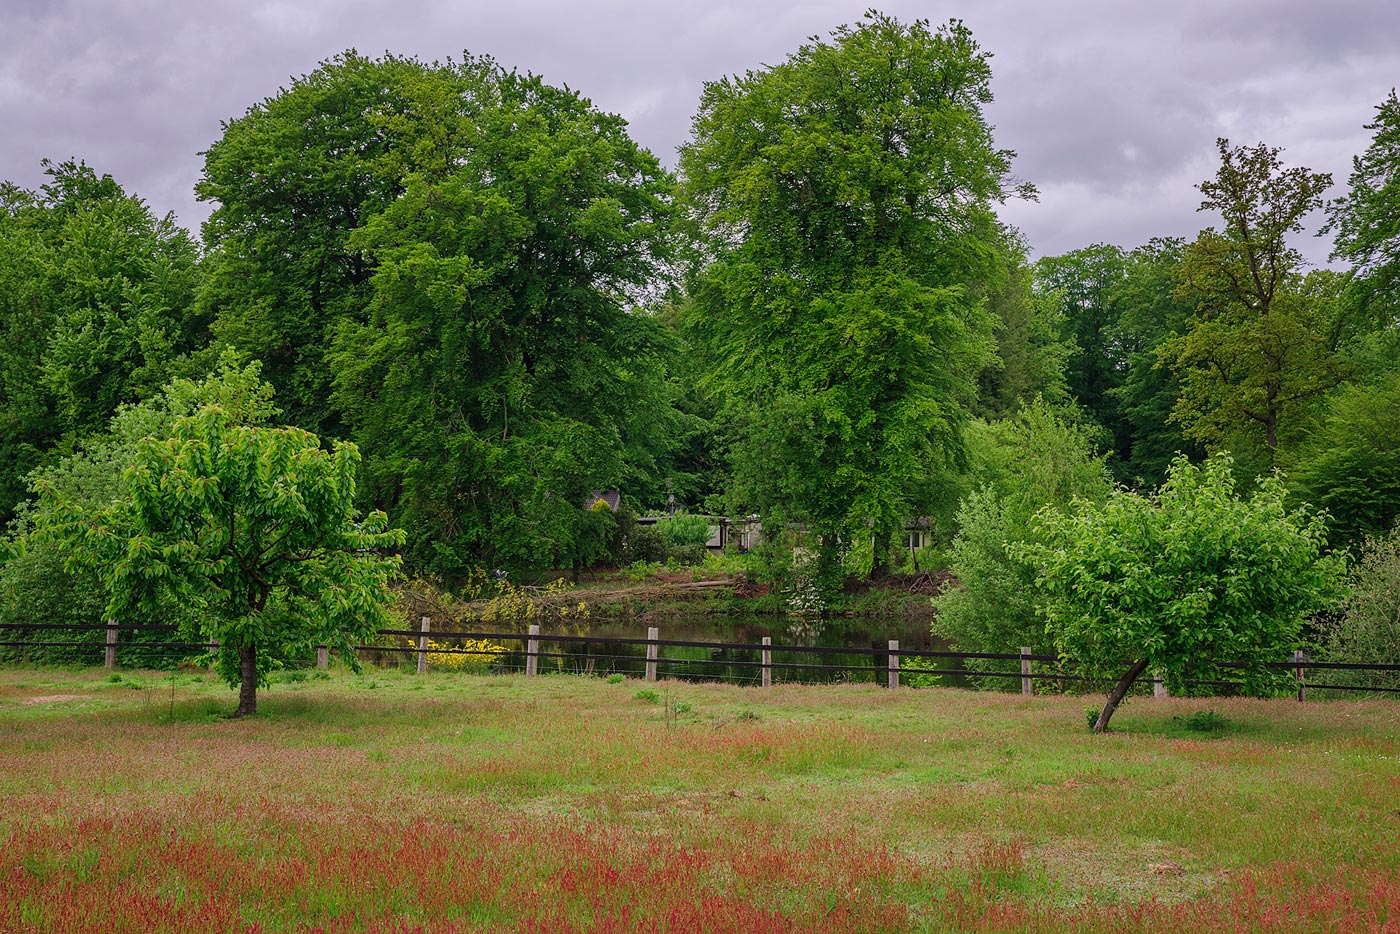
<box><xmin>494</xmin><ymin>613</ymin><xmax>957</xmax><ymax>686</ymax></box>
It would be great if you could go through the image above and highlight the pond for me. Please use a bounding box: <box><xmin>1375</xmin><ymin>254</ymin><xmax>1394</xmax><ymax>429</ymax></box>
<box><xmin>484</xmin><ymin>613</ymin><xmax>967</xmax><ymax>687</ymax></box>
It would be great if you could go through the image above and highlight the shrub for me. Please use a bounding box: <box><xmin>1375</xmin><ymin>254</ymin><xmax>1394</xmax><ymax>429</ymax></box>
<box><xmin>1322</xmin><ymin>525</ymin><xmax>1400</xmax><ymax>691</ymax></box>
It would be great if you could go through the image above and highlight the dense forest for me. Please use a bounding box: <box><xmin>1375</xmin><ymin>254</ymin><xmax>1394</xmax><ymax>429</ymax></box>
<box><xmin>3</xmin><ymin>14</ymin><xmax>1398</xmax><ymax>673</ymax></box>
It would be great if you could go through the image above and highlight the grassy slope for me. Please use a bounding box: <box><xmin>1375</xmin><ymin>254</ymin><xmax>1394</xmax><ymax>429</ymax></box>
<box><xmin>1</xmin><ymin>667</ymin><xmax>1398</xmax><ymax>932</ymax></box>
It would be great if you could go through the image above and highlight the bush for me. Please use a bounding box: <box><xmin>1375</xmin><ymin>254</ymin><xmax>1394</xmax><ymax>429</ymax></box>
<box><xmin>1322</xmin><ymin>525</ymin><xmax>1400</xmax><ymax>691</ymax></box>
<box><xmin>657</xmin><ymin>514</ymin><xmax>712</xmax><ymax>548</ymax></box>
<box><xmin>933</xmin><ymin>400</ymin><xmax>1113</xmax><ymax>677</ymax></box>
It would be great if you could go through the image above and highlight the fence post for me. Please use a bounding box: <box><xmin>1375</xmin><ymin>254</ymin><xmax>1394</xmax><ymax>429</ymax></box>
<box><xmin>887</xmin><ymin>640</ymin><xmax>899</xmax><ymax>690</ymax></box>
<box><xmin>525</xmin><ymin>624</ymin><xmax>539</xmax><ymax>677</ymax></box>
<box><xmin>761</xmin><ymin>636</ymin><xmax>772</xmax><ymax>688</ymax></box>
<box><xmin>417</xmin><ymin>616</ymin><xmax>430</xmax><ymax>675</ymax></box>
<box><xmin>208</xmin><ymin>638</ymin><xmax>219</xmax><ymax>670</ymax></box>
<box><xmin>645</xmin><ymin>627</ymin><xmax>659</xmax><ymax>682</ymax></box>
<box><xmin>1153</xmin><ymin>673</ymin><xmax>1167</xmax><ymax>698</ymax></box>
<box><xmin>316</xmin><ymin>644</ymin><xmax>329</xmax><ymax>670</ymax></box>
<box><xmin>104</xmin><ymin>621</ymin><xmax>118</xmax><ymax>671</ymax></box>
<box><xmin>1020</xmin><ymin>646</ymin><xmax>1033</xmax><ymax>696</ymax></box>
<box><xmin>1294</xmin><ymin>649</ymin><xmax>1306</xmax><ymax>702</ymax></box>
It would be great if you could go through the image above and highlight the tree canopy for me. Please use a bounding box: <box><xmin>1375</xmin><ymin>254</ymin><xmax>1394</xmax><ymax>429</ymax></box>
<box><xmin>39</xmin><ymin>407</ymin><xmax>402</xmax><ymax>716</ymax></box>
<box><xmin>680</xmin><ymin>12</ymin><xmax>1028</xmax><ymax>585</ymax></box>
<box><xmin>1021</xmin><ymin>454</ymin><xmax>1344</xmax><ymax>732</ymax></box>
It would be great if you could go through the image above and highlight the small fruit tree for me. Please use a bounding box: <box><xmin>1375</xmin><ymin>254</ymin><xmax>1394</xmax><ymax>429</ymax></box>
<box><xmin>43</xmin><ymin>407</ymin><xmax>403</xmax><ymax>716</ymax></box>
<box><xmin>1020</xmin><ymin>454</ymin><xmax>1344</xmax><ymax>732</ymax></box>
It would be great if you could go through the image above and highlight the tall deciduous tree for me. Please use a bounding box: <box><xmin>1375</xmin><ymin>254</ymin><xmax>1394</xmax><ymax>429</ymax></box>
<box><xmin>1165</xmin><ymin>140</ymin><xmax>1338</xmax><ymax>465</ymax></box>
<box><xmin>40</xmin><ymin>408</ymin><xmax>402</xmax><ymax>717</ymax></box>
<box><xmin>1325</xmin><ymin>90</ymin><xmax>1400</xmax><ymax>342</ymax></box>
<box><xmin>679</xmin><ymin>13</ymin><xmax>1029</xmax><ymax>584</ymax></box>
<box><xmin>0</xmin><ymin>161</ymin><xmax>204</xmax><ymax>525</ymax></box>
<box><xmin>328</xmin><ymin>64</ymin><xmax>677</xmax><ymax>576</ymax></box>
<box><xmin>1022</xmin><ymin>454</ymin><xmax>1344</xmax><ymax>733</ymax></box>
<box><xmin>197</xmin><ymin>52</ymin><xmax>460</xmax><ymax>436</ymax></box>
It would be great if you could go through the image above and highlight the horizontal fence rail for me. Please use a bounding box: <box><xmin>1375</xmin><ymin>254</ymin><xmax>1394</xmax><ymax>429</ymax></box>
<box><xmin>3</xmin><ymin>620</ymin><xmax>1400</xmax><ymax>697</ymax></box>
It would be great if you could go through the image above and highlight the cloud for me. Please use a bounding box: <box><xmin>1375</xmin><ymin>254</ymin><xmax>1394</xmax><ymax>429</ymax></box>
<box><xmin>2</xmin><ymin>0</ymin><xmax>1395</xmax><ymax>265</ymax></box>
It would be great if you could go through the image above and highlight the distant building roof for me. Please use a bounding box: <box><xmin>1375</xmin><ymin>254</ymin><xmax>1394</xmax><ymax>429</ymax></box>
<box><xmin>588</xmin><ymin>490</ymin><xmax>621</xmax><ymax>511</ymax></box>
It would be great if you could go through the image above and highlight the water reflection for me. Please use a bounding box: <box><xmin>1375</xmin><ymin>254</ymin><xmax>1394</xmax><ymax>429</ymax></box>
<box><xmin>509</xmin><ymin>614</ymin><xmax>958</xmax><ymax>686</ymax></box>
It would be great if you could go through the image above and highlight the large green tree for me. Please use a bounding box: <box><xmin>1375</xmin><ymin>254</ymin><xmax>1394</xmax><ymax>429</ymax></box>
<box><xmin>1325</xmin><ymin>90</ymin><xmax>1400</xmax><ymax>343</ymax></box>
<box><xmin>40</xmin><ymin>407</ymin><xmax>402</xmax><ymax>717</ymax></box>
<box><xmin>1022</xmin><ymin>454</ymin><xmax>1344</xmax><ymax>732</ymax></box>
<box><xmin>328</xmin><ymin>64</ymin><xmax>677</xmax><ymax>576</ymax></box>
<box><xmin>0</xmin><ymin>160</ymin><xmax>205</xmax><ymax>525</ymax></box>
<box><xmin>679</xmin><ymin>13</ymin><xmax>1029</xmax><ymax>584</ymax></box>
<box><xmin>197</xmin><ymin>52</ymin><xmax>461</xmax><ymax>435</ymax></box>
<box><xmin>1165</xmin><ymin>139</ymin><xmax>1339</xmax><ymax>467</ymax></box>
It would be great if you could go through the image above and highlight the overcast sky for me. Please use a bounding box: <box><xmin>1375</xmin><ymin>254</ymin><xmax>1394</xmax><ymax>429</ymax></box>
<box><xmin>4</xmin><ymin>0</ymin><xmax>1397</xmax><ymax>266</ymax></box>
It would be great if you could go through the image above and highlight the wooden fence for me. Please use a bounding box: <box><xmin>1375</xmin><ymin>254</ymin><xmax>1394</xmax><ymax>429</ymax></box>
<box><xmin>5</xmin><ymin>619</ymin><xmax>1400</xmax><ymax>698</ymax></box>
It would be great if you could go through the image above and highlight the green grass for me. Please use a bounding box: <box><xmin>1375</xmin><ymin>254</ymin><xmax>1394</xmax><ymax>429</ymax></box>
<box><xmin>1</xmin><ymin>666</ymin><xmax>1398</xmax><ymax>931</ymax></box>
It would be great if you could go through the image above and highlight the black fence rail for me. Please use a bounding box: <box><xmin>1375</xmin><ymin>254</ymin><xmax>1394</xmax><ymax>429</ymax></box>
<box><xmin>4</xmin><ymin>619</ymin><xmax>1400</xmax><ymax>698</ymax></box>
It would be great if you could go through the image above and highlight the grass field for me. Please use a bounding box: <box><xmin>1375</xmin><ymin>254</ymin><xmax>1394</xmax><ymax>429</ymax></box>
<box><xmin>1</xmin><ymin>667</ymin><xmax>1398</xmax><ymax>932</ymax></box>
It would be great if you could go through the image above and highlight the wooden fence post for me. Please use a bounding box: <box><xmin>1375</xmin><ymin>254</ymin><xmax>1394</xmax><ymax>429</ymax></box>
<box><xmin>645</xmin><ymin>627</ymin><xmax>659</xmax><ymax>682</ymax></box>
<box><xmin>887</xmin><ymin>640</ymin><xmax>899</xmax><ymax>690</ymax></box>
<box><xmin>317</xmin><ymin>644</ymin><xmax>329</xmax><ymax>670</ymax></box>
<box><xmin>1153</xmin><ymin>673</ymin><xmax>1167</xmax><ymax>698</ymax></box>
<box><xmin>104</xmin><ymin>621</ymin><xmax>118</xmax><ymax>671</ymax></box>
<box><xmin>417</xmin><ymin>616</ymin><xmax>430</xmax><ymax>675</ymax></box>
<box><xmin>1020</xmin><ymin>646</ymin><xmax>1033</xmax><ymax>696</ymax></box>
<box><xmin>525</xmin><ymin>624</ymin><xmax>539</xmax><ymax>677</ymax></box>
<box><xmin>761</xmin><ymin>636</ymin><xmax>772</xmax><ymax>688</ymax></box>
<box><xmin>1294</xmin><ymin>649</ymin><xmax>1306</xmax><ymax>702</ymax></box>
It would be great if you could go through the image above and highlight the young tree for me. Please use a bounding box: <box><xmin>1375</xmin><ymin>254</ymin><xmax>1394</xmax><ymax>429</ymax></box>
<box><xmin>1021</xmin><ymin>454</ymin><xmax>1344</xmax><ymax>732</ymax></box>
<box><xmin>2</xmin><ymin>355</ymin><xmax>276</xmax><ymax>666</ymax></box>
<box><xmin>933</xmin><ymin>399</ymin><xmax>1113</xmax><ymax>675</ymax></box>
<box><xmin>1288</xmin><ymin>370</ymin><xmax>1400</xmax><ymax>545</ymax></box>
<box><xmin>40</xmin><ymin>408</ymin><xmax>403</xmax><ymax>717</ymax></box>
<box><xmin>679</xmin><ymin>13</ymin><xmax>1029</xmax><ymax>584</ymax></box>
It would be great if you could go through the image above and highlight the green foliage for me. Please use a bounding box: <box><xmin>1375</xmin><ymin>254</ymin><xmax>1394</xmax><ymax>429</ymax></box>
<box><xmin>1288</xmin><ymin>370</ymin><xmax>1400</xmax><ymax>545</ymax></box>
<box><xmin>656</xmin><ymin>514</ymin><xmax>712</xmax><ymax>549</ymax></box>
<box><xmin>977</xmin><ymin>255</ymin><xmax>1071</xmax><ymax>419</ymax></box>
<box><xmin>37</xmin><ymin>407</ymin><xmax>403</xmax><ymax>716</ymax></box>
<box><xmin>0</xmin><ymin>160</ymin><xmax>205</xmax><ymax>525</ymax></box>
<box><xmin>933</xmin><ymin>400</ymin><xmax>1113</xmax><ymax>675</ymax></box>
<box><xmin>1034</xmin><ymin>243</ymin><xmax>1130</xmax><ymax>459</ymax></box>
<box><xmin>1021</xmin><ymin>454</ymin><xmax>1346</xmax><ymax>730</ymax></box>
<box><xmin>0</xmin><ymin>356</ymin><xmax>278</xmax><ymax>665</ymax></box>
<box><xmin>1324</xmin><ymin>90</ymin><xmax>1400</xmax><ymax>340</ymax></box>
<box><xmin>323</xmin><ymin>59</ymin><xmax>677</xmax><ymax>578</ymax></box>
<box><xmin>1166</xmin><ymin>139</ymin><xmax>1339</xmax><ymax>462</ymax></box>
<box><xmin>680</xmin><ymin>12</ymin><xmax>1025</xmax><ymax>584</ymax></box>
<box><xmin>1174</xmin><ymin>709</ymin><xmax>1231</xmax><ymax>733</ymax></box>
<box><xmin>1321</xmin><ymin>525</ymin><xmax>1400</xmax><ymax>691</ymax></box>
<box><xmin>1106</xmin><ymin>237</ymin><xmax>1204</xmax><ymax>487</ymax></box>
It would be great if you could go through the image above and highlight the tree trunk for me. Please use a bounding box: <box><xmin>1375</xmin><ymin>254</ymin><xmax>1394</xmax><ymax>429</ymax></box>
<box><xmin>1092</xmin><ymin>658</ymin><xmax>1151</xmax><ymax>733</ymax></box>
<box><xmin>234</xmin><ymin>645</ymin><xmax>258</xmax><ymax>718</ymax></box>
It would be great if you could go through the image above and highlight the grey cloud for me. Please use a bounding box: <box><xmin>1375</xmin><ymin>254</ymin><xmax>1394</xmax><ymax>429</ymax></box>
<box><xmin>1</xmin><ymin>0</ymin><xmax>1396</xmax><ymax>263</ymax></box>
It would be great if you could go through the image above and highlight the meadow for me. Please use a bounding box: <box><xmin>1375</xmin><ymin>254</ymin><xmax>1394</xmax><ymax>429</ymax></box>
<box><xmin>1</xmin><ymin>667</ymin><xmax>1398</xmax><ymax>933</ymax></box>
